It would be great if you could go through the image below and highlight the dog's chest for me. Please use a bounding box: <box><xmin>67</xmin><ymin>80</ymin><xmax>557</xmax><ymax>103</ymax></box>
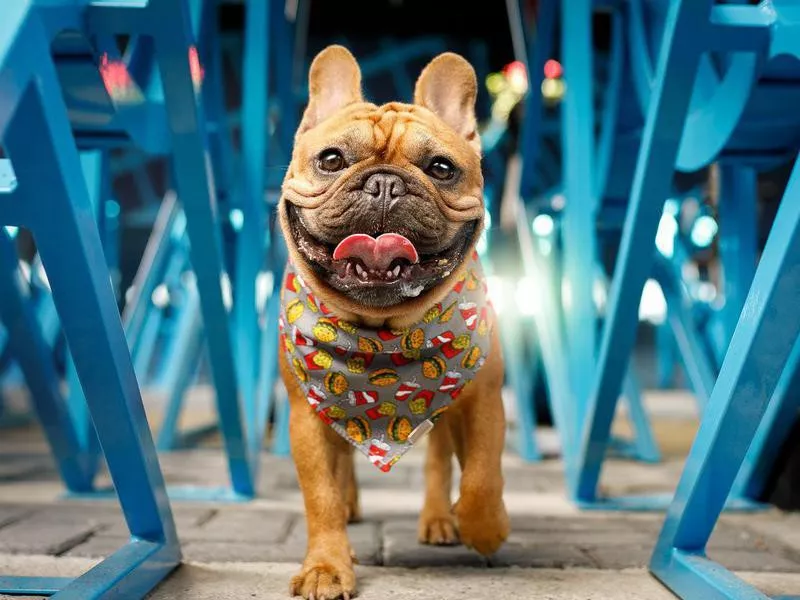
<box><xmin>279</xmin><ymin>258</ymin><xmax>494</xmax><ymax>472</ymax></box>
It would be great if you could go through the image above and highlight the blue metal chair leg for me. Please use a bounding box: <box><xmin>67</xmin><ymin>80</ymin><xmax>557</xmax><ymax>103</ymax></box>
<box><xmin>155</xmin><ymin>4</ymin><xmax>255</xmax><ymax>496</ymax></box>
<box><xmin>732</xmin><ymin>334</ymin><xmax>800</xmax><ymax>501</ymax></box>
<box><xmin>499</xmin><ymin>312</ymin><xmax>541</xmax><ymax>461</ymax></box>
<box><xmin>560</xmin><ymin>0</ymin><xmax>598</xmax><ymax>424</ymax></box>
<box><xmin>235</xmin><ymin>0</ymin><xmax>270</xmax><ymax>453</ymax></box>
<box><xmin>156</xmin><ymin>284</ymin><xmax>204</xmax><ymax>451</ymax></box>
<box><xmin>718</xmin><ymin>164</ymin><xmax>757</xmax><ymax>345</ymax></box>
<box><xmin>0</xmin><ymin>232</ymin><xmax>95</xmax><ymax>492</ymax></box>
<box><xmin>621</xmin><ymin>370</ymin><xmax>660</xmax><ymax>463</ymax></box>
<box><xmin>650</xmin><ymin>157</ymin><xmax>800</xmax><ymax>600</ymax></box>
<box><xmin>2</xmin><ymin>67</ymin><xmax>179</xmax><ymax>597</ymax></box>
<box><xmin>571</xmin><ymin>0</ymin><xmax>712</xmax><ymax>505</ymax></box>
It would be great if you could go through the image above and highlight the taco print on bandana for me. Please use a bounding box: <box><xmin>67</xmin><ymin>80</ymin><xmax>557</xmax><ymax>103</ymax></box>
<box><xmin>279</xmin><ymin>256</ymin><xmax>494</xmax><ymax>472</ymax></box>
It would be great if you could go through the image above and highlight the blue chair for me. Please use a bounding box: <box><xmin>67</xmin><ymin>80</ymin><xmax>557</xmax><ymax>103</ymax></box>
<box><xmin>515</xmin><ymin>0</ymin><xmax>662</xmax><ymax>470</ymax></box>
<box><xmin>0</xmin><ymin>2</ymin><xmax>183</xmax><ymax>596</ymax></box>
<box><xmin>55</xmin><ymin>0</ymin><xmax>285</xmax><ymax>501</ymax></box>
<box><xmin>568</xmin><ymin>0</ymin><xmax>800</xmax><ymax>512</ymax></box>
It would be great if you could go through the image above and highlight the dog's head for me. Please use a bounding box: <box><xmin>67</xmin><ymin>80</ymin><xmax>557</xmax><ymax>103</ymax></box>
<box><xmin>279</xmin><ymin>46</ymin><xmax>484</xmax><ymax>317</ymax></box>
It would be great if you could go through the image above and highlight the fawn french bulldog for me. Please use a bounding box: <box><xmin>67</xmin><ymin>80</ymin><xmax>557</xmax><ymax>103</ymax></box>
<box><xmin>278</xmin><ymin>45</ymin><xmax>508</xmax><ymax>600</ymax></box>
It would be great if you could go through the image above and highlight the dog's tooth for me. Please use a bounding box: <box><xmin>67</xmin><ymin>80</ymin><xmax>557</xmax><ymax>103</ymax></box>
<box><xmin>392</xmin><ymin>265</ymin><xmax>401</xmax><ymax>277</ymax></box>
<box><xmin>386</xmin><ymin>270</ymin><xmax>393</xmax><ymax>278</ymax></box>
<box><xmin>346</xmin><ymin>262</ymin><xmax>353</xmax><ymax>277</ymax></box>
<box><xmin>355</xmin><ymin>263</ymin><xmax>364</xmax><ymax>276</ymax></box>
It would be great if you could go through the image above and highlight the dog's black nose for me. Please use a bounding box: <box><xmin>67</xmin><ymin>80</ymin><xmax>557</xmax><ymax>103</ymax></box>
<box><xmin>363</xmin><ymin>173</ymin><xmax>407</xmax><ymax>202</ymax></box>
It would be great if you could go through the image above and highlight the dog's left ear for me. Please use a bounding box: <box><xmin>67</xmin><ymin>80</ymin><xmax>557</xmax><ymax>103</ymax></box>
<box><xmin>414</xmin><ymin>53</ymin><xmax>479</xmax><ymax>152</ymax></box>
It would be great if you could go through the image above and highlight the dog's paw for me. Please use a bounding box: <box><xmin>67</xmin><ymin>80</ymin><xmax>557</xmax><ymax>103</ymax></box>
<box><xmin>290</xmin><ymin>561</ymin><xmax>356</xmax><ymax>600</ymax></box>
<box><xmin>418</xmin><ymin>512</ymin><xmax>460</xmax><ymax>546</ymax></box>
<box><xmin>454</xmin><ymin>496</ymin><xmax>509</xmax><ymax>556</ymax></box>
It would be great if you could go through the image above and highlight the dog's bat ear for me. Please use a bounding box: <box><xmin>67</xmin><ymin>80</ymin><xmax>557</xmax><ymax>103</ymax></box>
<box><xmin>298</xmin><ymin>45</ymin><xmax>363</xmax><ymax>134</ymax></box>
<box><xmin>414</xmin><ymin>53</ymin><xmax>479</xmax><ymax>151</ymax></box>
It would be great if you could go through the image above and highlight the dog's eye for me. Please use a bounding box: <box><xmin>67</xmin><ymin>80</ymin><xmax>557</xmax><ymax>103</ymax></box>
<box><xmin>318</xmin><ymin>149</ymin><xmax>346</xmax><ymax>172</ymax></box>
<box><xmin>426</xmin><ymin>157</ymin><xmax>456</xmax><ymax>181</ymax></box>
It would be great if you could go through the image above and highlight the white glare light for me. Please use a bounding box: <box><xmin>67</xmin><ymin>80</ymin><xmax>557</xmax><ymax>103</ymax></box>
<box><xmin>476</xmin><ymin>233</ymin><xmax>488</xmax><ymax>256</ymax></box>
<box><xmin>17</xmin><ymin>260</ymin><xmax>31</xmax><ymax>285</ymax></box>
<box><xmin>221</xmin><ymin>272</ymin><xmax>233</xmax><ymax>311</ymax></box>
<box><xmin>152</xmin><ymin>284</ymin><xmax>170</xmax><ymax>308</ymax></box>
<box><xmin>229</xmin><ymin>208</ymin><xmax>244</xmax><ymax>232</ymax></box>
<box><xmin>656</xmin><ymin>212</ymin><xmax>678</xmax><ymax>258</ymax></box>
<box><xmin>515</xmin><ymin>276</ymin><xmax>540</xmax><ymax>316</ymax></box>
<box><xmin>639</xmin><ymin>279</ymin><xmax>667</xmax><ymax>325</ymax></box>
<box><xmin>256</xmin><ymin>270</ymin><xmax>274</xmax><ymax>313</ymax></box>
<box><xmin>695</xmin><ymin>281</ymin><xmax>717</xmax><ymax>303</ymax></box>
<box><xmin>690</xmin><ymin>215</ymin><xmax>718</xmax><ymax>248</ymax></box>
<box><xmin>593</xmin><ymin>276</ymin><xmax>607</xmax><ymax>313</ymax></box>
<box><xmin>5</xmin><ymin>226</ymin><xmax>18</xmax><ymax>238</ymax></box>
<box><xmin>532</xmin><ymin>214</ymin><xmax>554</xmax><ymax>237</ymax></box>
<box><xmin>36</xmin><ymin>261</ymin><xmax>50</xmax><ymax>291</ymax></box>
<box><xmin>486</xmin><ymin>275</ymin><xmax>507</xmax><ymax>315</ymax></box>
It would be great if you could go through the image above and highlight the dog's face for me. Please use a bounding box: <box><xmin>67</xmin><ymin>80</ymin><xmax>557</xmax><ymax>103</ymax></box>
<box><xmin>279</xmin><ymin>46</ymin><xmax>484</xmax><ymax>314</ymax></box>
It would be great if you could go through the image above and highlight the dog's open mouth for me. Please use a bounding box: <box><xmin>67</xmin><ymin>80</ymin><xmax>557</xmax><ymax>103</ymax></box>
<box><xmin>287</xmin><ymin>204</ymin><xmax>477</xmax><ymax>298</ymax></box>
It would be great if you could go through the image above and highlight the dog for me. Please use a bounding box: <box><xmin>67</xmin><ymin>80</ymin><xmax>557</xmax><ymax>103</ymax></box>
<box><xmin>278</xmin><ymin>45</ymin><xmax>509</xmax><ymax>600</ymax></box>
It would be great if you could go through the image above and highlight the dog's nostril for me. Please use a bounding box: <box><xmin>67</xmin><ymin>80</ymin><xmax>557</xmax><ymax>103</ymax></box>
<box><xmin>363</xmin><ymin>173</ymin><xmax>407</xmax><ymax>200</ymax></box>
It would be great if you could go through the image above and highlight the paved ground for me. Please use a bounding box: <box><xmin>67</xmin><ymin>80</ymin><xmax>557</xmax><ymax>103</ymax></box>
<box><xmin>0</xmin><ymin>390</ymin><xmax>798</xmax><ymax>599</ymax></box>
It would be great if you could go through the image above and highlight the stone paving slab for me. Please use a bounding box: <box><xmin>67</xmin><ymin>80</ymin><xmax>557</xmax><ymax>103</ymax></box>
<box><xmin>177</xmin><ymin>509</ymin><xmax>293</xmax><ymax>544</ymax></box>
<box><xmin>0</xmin><ymin>511</ymin><xmax>99</xmax><ymax>556</ymax></box>
<box><xmin>144</xmin><ymin>562</ymin><xmax>678</xmax><ymax>600</ymax></box>
<box><xmin>382</xmin><ymin>520</ymin><xmax>487</xmax><ymax>568</ymax></box>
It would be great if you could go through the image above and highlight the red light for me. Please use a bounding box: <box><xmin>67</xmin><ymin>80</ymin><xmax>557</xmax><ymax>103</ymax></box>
<box><xmin>189</xmin><ymin>46</ymin><xmax>205</xmax><ymax>86</ymax></box>
<box><xmin>99</xmin><ymin>53</ymin><xmax>135</xmax><ymax>97</ymax></box>
<box><xmin>503</xmin><ymin>60</ymin><xmax>526</xmax><ymax>78</ymax></box>
<box><xmin>99</xmin><ymin>53</ymin><xmax>145</xmax><ymax>104</ymax></box>
<box><xmin>544</xmin><ymin>59</ymin><xmax>562</xmax><ymax>79</ymax></box>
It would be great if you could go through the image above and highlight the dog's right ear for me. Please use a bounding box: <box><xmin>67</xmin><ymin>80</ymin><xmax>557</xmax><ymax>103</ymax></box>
<box><xmin>297</xmin><ymin>45</ymin><xmax>363</xmax><ymax>135</ymax></box>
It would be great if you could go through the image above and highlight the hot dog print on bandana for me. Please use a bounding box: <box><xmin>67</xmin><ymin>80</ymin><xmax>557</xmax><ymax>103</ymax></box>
<box><xmin>279</xmin><ymin>252</ymin><xmax>494</xmax><ymax>472</ymax></box>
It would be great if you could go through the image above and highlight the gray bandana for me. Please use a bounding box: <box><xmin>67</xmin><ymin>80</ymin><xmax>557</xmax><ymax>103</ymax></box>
<box><xmin>279</xmin><ymin>252</ymin><xmax>494</xmax><ymax>472</ymax></box>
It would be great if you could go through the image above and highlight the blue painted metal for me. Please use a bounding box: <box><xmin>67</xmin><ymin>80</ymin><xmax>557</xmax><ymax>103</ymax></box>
<box><xmin>572</xmin><ymin>0</ymin><xmax>713</xmax><ymax>504</ymax></box>
<box><xmin>563</xmin><ymin>0</ymin><xmax>800</xmax><ymax>513</ymax></box>
<box><xmin>651</xmin><ymin>155</ymin><xmax>800</xmax><ymax>600</ymax></box>
<box><xmin>0</xmin><ymin>2</ymin><xmax>180</xmax><ymax>595</ymax></box>
<box><xmin>559</xmin><ymin>0</ymin><xmax>597</xmax><ymax>428</ymax></box>
<box><xmin>515</xmin><ymin>0</ymin><xmax>660</xmax><ymax>467</ymax></box>
<box><xmin>519</xmin><ymin>0</ymin><xmax>556</xmax><ymax>200</ymax></box>
<box><xmin>718</xmin><ymin>164</ymin><xmax>757</xmax><ymax>346</ymax></box>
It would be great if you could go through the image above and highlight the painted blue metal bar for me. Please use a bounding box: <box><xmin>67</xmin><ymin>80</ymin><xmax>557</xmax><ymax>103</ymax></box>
<box><xmin>519</xmin><ymin>0</ymin><xmax>555</xmax><ymax>199</ymax></box>
<box><xmin>718</xmin><ymin>164</ymin><xmax>757</xmax><ymax>345</ymax></box>
<box><xmin>620</xmin><ymin>370</ymin><xmax>660</xmax><ymax>463</ymax></box>
<box><xmin>571</xmin><ymin>0</ymin><xmax>713</xmax><ymax>503</ymax></box>
<box><xmin>235</xmin><ymin>0</ymin><xmax>270</xmax><ymax>460</ymax></box>
<box><xmin>732</xmin><ymin>335</ymin><xmax>800</xmax><ymax>501</ymax></box>
<box><xmin>145</xmin><ymin>0</ymin><xmax>255</xmax><ymax>496</ymax></box>
<box><xmin>651</xmin><ymin>156</ymin><xmax>800</xmax><ymax>600</ymax></box>
<box><xmin>0</xmin><ymin>230</ymin><xmax>95</xmax><ymax>492</ymax></box>
<box><xmin>559</xmin><ymin>0</ymin><xmax>597</xmax><ymax>427</ymax></box>
<box><xmin>0</xmin><ymin>4</ymin><xmax>180</xmax><ymax>595</ymax></box>
<box><xmin>156</xmin><ymin>281</ymin><xmax>204</xmax><ymax>451</ymax></box>
<box><xmin>653</xmin><ymin>250</ymin><xmax>716</xmax><ymax>411</ymax></box>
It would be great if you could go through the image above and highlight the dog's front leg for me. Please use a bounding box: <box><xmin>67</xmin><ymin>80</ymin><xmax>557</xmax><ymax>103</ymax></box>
<box><xmin>284</xmin><ymin>367</ymin><xmax>355</xmax><ymax>599</ymax></box>
<box><xmin>451</xmin><ymin>331</ymin><xmax>510</xmax><ymax>556</ymax></box>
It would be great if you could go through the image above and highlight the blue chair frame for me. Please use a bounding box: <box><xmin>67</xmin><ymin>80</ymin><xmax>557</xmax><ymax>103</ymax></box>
<box><xmin>516</xmin><ymin>0</ymin><xmax>662</xmax><ymax>468</ymax></box>
<box><xmin>0</xmin><ymin>2</ymin><xmax>181</xmax><ymax>596</ymax></box>
<box><xmin>652</xmin><ymin>150</ymin><xmax>800</xmax><ymax>600</ymax></box>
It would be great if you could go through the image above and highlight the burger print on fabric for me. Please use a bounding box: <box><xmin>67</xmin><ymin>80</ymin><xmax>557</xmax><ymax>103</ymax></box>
<box><xmin>279</xmin><ymin>253</ymin><xmax>494</xmax><ymax>472</ymax></box>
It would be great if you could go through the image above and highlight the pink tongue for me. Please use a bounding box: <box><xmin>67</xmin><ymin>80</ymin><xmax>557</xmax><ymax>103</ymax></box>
<box><xmin>333</xmin><ymin>233</ymin><xmax>419</xmax><ymax>271</ymax></box>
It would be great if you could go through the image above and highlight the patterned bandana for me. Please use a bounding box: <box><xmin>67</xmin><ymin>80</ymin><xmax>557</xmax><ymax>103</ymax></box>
<box><xmin>279</xmin><ymin>252</ymin><xmax>494</xmax><ymax>472</ymax></box>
